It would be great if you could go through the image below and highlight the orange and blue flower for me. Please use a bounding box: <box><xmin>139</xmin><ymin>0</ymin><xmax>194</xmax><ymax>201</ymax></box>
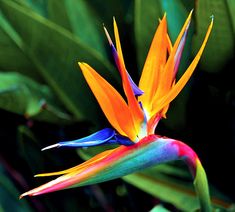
<box><xmin>20</xmin><ymin>11</ymin><xmax>213</xmax><ymax>211</ymax></box>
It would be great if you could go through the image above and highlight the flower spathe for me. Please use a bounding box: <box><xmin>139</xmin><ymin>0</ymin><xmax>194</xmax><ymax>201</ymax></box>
<box><xmin>20</xmin><ymin>11</ymin><xmax>213</xmax><ymax>211</ymax></box>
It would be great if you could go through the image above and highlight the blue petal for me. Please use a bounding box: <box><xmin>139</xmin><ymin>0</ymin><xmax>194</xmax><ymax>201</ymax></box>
<box><xmin>41</xmin><ymin>128</ymin><xmax>115</xmax><ymax>150</ymax></box>
<box><xmin>59</xmin><ymin>128</ymin><xmax>115</xmax><ymax>147</ymax></box>
<box><xmin>41</xmin><ymin>128</ymin><xmax>134</xmax><ymax>151</ymax></box>
<box><xmin>107</xmin><ymin>134</ymin><xmax>134</xmax><ymax>146</ymax></box>
<box><xmin>115</xmin><ymin>135</ymin><xmax>134</xmax><ymax>146</ymax></box>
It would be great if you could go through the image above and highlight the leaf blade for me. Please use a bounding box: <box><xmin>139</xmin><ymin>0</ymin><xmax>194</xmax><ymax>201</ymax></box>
<box><xmin>0</xmin><ymin>72</ymin><xmax>71</xmax><ymax>123</ymax></box>
<box><xmin>0</xmin><ymin>0</ymin><xmax>117</xmax><ymax>122</ymax></box>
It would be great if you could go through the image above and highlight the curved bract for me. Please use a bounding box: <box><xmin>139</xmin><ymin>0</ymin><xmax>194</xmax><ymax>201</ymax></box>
<box><xmin>20</xmin><ymin>136</ymin><xmax>195</xmax><ymax>195</ymax></box>
<box><xmin>20</xmin><ymin>11</ymin><xmax>213</xmax><ymax>212</ymax></box>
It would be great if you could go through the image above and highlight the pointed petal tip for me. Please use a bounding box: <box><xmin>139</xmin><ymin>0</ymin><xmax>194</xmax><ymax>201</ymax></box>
<box><xmin>210</xmin><ymin>15</ymin><xmax>214</xmax><ymax>22</ymax></box>
<box><xmin>78</xmin><ymin>62</ymin><xmax>84</xmax><ymax>68</ymax></box>
<box><xmin>41</xmin><ymin>143</ymin><xmax>60</xmax><ymax>151</ymax></box>
<box><xmin>78</xmin><ymin>62</ymin><xmax>88</xmax><ymax>68</ymax></box>
<box><xmin>34</xmin><ymin>173</ymin><xmax>43</xmax><ymax>177</ymax></box>
<box><xmin>20</xmin><ymin>190</ymin><xmax>39</xmax><ymax>199</ymax></box>
<box><xmin>186</xmin><ymin>9</ymin><xmax>193</xmax><ymax>21</ymax></box>
<box><xmin>19</xmin><ymin>192</ymin><xmax>30</xmax><ymax>199</ymax></box>
<box><xmin>103</xmin><ymin>26</ymin><xmax>113</xmax><ymax>46</ymax></box>
<box><xmin>79</xmin><ymin>62</ymin><xmax>91</xmax><ymax>73</ymax></box>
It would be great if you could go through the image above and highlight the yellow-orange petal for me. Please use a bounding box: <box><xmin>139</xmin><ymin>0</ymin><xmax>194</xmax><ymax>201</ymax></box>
<box><xmin>34</xmin><ymin>149</ymin><xmax>114</xmax><ymax>177</ymax></box>
<box><xmin>138</xmin><ymin>15</ymin><xmax>168</xmax><ymax>114</ymax></box>
<box><xmin>20</xmin><ymin>149</ymin><xmax>116</xmax><ymax>198</ymax></box>
<box><xmin>113</xmin><ymin>17</ymin><xmax>125</xmax><ymax>69</ymax></box>
<box><xmin>166</xmin><ymin>33</ymin><xmax>173</xmax><ymax>54</ymax></box>
<box><xmin>79</xmin><ymin>62</ymin><xmax>137</xmax><ymax>141</ymax></box>
<box><xmin>152</xmin><ymin>17</ymin><xmax>213</xmax><ymax>116</ymax></box>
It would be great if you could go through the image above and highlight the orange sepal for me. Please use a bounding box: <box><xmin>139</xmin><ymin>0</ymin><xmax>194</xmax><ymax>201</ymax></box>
<box><xmin>113</xmin><ymin>19</ymin><xmax>144</xmax><ymax>131</ymax></box>
<box><xmin>152</xmin><ymin>17</ymin><xmax>213</xmax><ymax>116</ymax></box>
<box><xmin>152</xmin><ymin>10</ymin><xmax>193</xmax><ymax>112</ymax></box>
<box><xmin>138</xmin><ymin>15</ymin><xmax>168</xmax><ymax>113</ymax></box>
<box><xmin>79</xmin><ymin>62</ymin><xmax>137</xmax><ymax>141</ymax></box>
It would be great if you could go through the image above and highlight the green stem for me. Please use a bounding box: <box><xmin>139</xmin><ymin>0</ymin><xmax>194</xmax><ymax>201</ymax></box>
<box><xmin>193</xmin><ymin>159</ymin><xmax>211</xmax><ymax>212</ymax></box>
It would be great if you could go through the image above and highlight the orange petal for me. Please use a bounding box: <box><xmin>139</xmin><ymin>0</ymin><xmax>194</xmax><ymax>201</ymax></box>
<box><xmin>79</xmin><ymin>62</ymin><xmax>137</xmax><ymax>141</ymax></box>
<box><xmin>152</xmin><ymin>17</ymin><xmax>213</xmax><ymax>116</ymax></box>
<box><xmin>138</xmin><ymin>15</ymin><xmax>168</xmax><ymax>114</ymax></box>
<box><xmin>113</xmin><ymin>19</ymin><xmax>144</xmax><ymax>132</ymax></box>
<box><xmin>152</xmin><ymin>10</ymin><xmax>193</xmax><ymax>110</ymax></box>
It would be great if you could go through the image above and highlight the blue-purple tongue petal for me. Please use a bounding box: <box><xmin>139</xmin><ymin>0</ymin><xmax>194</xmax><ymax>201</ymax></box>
<box><xmin>59</xmin><ymin>128</ymin><xmax>115</xmax><ymax>147</ymax></box>
<box><xmin>109</xmin><ymin>40</ymin><xmax>144</xmax><ymax>97</ymax></box>
<box><xmin>41</xmin><ymin>128</ymin><xmax>115</xmax><ymax>150</ymax></box>
<box><xmin>41</xmin><ymin>128</ymin><xmax>134</xmax><ymax>151</ymax></box>
<box><xmin>126</xmin><ymin>72</ymin><xmax>144</xmax><ymax>96</ymax></box>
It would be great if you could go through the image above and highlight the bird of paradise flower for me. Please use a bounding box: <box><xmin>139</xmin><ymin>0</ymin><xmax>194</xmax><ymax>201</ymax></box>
<box><xmin>20</xmin><ymin>11</ymin><xmax>213</xmax><ymax>211</ymax></box>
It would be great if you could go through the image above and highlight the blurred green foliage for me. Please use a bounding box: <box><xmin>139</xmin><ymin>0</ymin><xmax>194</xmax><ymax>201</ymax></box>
<box><xmin>0</xmin><ymin>0</ymin><xmax>234</xmax><ymax>211</ymax></box>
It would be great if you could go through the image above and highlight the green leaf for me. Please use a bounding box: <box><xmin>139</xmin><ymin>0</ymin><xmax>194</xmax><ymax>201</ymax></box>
<box><xmin>0</xmin><ymin>72</ymin><xmax>71</xmax><ymax>123</ymax></box>
<box><xmin>17</xmin><ymin>125</ymin><xmax>49</xmax><ymax>174</ymax></box>
<box><xmin>123</xmin><ymin>165</ymin><xmax>233</xmax><ymax>211</ymax></box>
<box><xmin>0</xmin><ymin>11</ymin><xmax>42</xmax><ymax>81</ymax></box>
<box><xmin>160</xmin><ymin>0</ymin><xmax>194</xmax><ymax>131</ymax></box>
<box><xmin>17</xmin><ymin>0</ymin><xmax>111</xmax><ymax>60</ymax></box>
<box><xmin>227</xmin><ymin>0</ymin><xmax>235</xmax><ymax>36</ymax></box>
<box><xmin>134</xmin><ymin>0</ymin><xmax>162</xmax><ymax>72</ymax></box>
<box><xmin>150</xmin><ymin>205</ymin><xmax>170</xmax><ymax>212</ymax></box>
<box><xmin>193</xmin><ymin>0</ymin><xmax>234</xmax><ymax>72</ymax></box>
<box><xmin>86</xmin><ymin>0</ymin><xmax>131</xmax><ymax>24</ymax></box>
<box><xmin>13</xmin><ymin>0</ymin><xmax>48</xmax><ymax>17</ymax></box>
<box><xmin>77</xmin><ymin>145</ymin><xmax>116</xmax><ymax>161</ymax></box>
<box><xmin>0</xmin><ymin>164</ymin><xmax>32</xmax><ymax>212</ymax></box>
<box><xmin>14</xmin><ymin>0</ymin><xmax>111</xmax><ymax>56</ymax></box>
<box><xmin>0</xmin><ymin>0</ymin><xmax>117</xmax><ymax>123</ymax></box>
<box><xmin>48</xmin><ymin>0</ymin><xmax>107</xmax><ymax>56</ymax></box>
<box><xmin>47</xmin><ymin>0</ymin><xmax>71</xmax><ymax>31</ymax></box>
<box><xmin>123</xmin><ymin>166</ymin><xmax>200</xmax><ymax>211</ymax></box>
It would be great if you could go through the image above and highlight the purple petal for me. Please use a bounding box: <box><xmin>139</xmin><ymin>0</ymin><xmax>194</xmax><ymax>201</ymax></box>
<box><xmin>174</xmin><ymin>20</ymin><xmax>191</xmax><ymax>76</ymax></box>
<box><xmin>110</xmin><ymin>43</ymin><xmax>144</xmax><ymax>96</ymax></box>
<box><xmin>104</xmin><ymin>26</ymin><xmax>143</xmax><ymax>96</ymax></box>
<box><xmin>127</xmin><ymin>72</ymin><xmax>144</xmax><ymax>96</ymax></box>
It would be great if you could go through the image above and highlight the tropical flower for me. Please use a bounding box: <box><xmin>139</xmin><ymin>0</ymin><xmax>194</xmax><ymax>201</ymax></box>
<box><xmin>20</xmin><ymin>11</ymin><xmax>213</xmax><ymax>211</ymax></box>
